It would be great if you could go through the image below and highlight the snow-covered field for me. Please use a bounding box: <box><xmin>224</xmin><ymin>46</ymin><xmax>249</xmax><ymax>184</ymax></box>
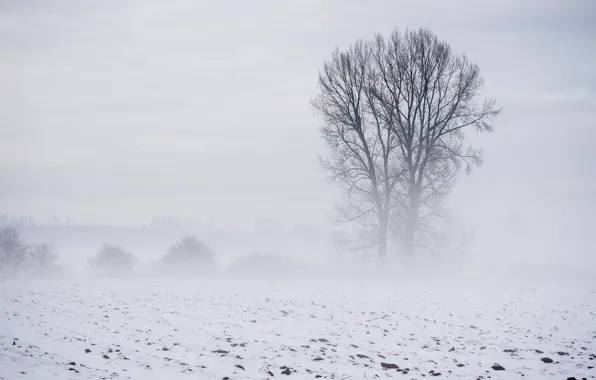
<box><xmin>1</xmin><ymin>278</ymin><xmax>595</xmax><ymax>379</ymax></box>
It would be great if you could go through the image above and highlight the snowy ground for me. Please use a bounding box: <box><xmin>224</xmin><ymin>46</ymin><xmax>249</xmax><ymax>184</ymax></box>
<box><xmin>1</xmin><ymin>278</ymin><xmax>595</xmax><ymax>380</ymax></box>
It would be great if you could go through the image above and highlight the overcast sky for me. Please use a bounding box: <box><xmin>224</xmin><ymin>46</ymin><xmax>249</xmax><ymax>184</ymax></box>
<box><xmin>1</xmin><ymin>0</ymin><xmax>595</xmax><ymax>259</ymax></box>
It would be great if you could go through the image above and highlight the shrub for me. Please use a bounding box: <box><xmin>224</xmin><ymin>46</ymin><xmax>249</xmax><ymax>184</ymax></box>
<box><xmin>27</xmin><ymin>243</ymin><xmax>58</xmax><ymax>268</ymax></box>
<box><xmin>25</xmin><ymin>243</ymin><xmax>63</xmax><ymax>277</ymax></box>
<box><xmin>160</xmin><ymin>236</ymin><xmax>215</xmax><ymax>274</ymax></box>
<box><xmin>89</xmin><ymin>244</ymin><xmax>135</xmax><ymax>276</ymax></box>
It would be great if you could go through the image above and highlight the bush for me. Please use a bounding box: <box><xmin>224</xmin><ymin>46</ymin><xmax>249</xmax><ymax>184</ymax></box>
<box><xmin>27</xmin><ymin>243</ymin><xmax>58</xmax><ymax>268</ymax></box>
<box><xmin>160</xmin><ymin>236</ymin><xmax>215</xmax><ymax>274</ymax></box>
<box><xmin>89</xmin><ymin>244</ymin><xmax>135</xmax><ymax>276</ymax></box>
<box><xmin>25</xmin><ymin>243</ymin><xmax>62</xmax><ymax>277</ymax></box>
<box><xmin>0</xmin><ymin>226</ymin><xmax>27</xmax><ymax>276</ymax></box>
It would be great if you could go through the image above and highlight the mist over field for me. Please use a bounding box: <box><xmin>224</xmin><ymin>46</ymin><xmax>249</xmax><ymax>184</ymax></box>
<box><xmin>1</xmin><ymin>0</ymin><xmax>595</xmax><ymax>379</ymax></box>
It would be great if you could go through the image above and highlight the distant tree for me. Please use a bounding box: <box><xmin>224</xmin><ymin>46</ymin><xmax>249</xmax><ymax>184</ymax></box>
<box><xmin>160</xmin><ymin>236</ymin><xmax>215</xmax><ymax>273</ymax></box>
<box><xmin>0</xmin><ymin>226</ymin><xmax>27</xmax><ymax>275</ymax></box>
<box><xmin>89</xmin><ymin>244</ymin><xmax>135</xmax><ymax>275</ymax></box>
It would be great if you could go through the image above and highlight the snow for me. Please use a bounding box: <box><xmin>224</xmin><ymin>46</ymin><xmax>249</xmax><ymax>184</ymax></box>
<box><xmin>1</xmin><ymin>278</ymin><xmax>595</xmax><ymax>379</ymax></box>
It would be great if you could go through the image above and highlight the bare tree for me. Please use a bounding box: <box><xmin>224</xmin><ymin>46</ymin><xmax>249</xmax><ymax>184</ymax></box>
<box><xmin>368</xmin><ymin>28</ymin><xmax>500</xmax><ymax>258</ymax></box>
<box><xmin>315</xmin><ymin>28</ymin><xmax>499</xmax><ymax>260</ymax></box>
<box><xmin>312</xmin><ymin>42</ymin><xmax>403</xmax><ymax>259</ymax></box>
<box><xmin>0</xmin><ymin>226</ymin><xmax>27</xmax><ymax>275</ymax></box>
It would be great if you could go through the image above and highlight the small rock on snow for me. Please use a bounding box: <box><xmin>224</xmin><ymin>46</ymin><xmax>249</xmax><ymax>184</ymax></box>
<box><xmin>281</xmin><ymin>367</ymin><xmax>291</xmax><ymax>375</ymax></box>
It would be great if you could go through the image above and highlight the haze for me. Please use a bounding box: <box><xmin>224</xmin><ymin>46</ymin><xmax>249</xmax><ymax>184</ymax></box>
<box><xmin>1</xmin><ymin>0</ymin><xmax>594</xmax><ymax>266</ymax></box>
<box><xmin>1</xmin><ymin>2</ymin><xmax>596</xmax><ymax>378</ymax></box>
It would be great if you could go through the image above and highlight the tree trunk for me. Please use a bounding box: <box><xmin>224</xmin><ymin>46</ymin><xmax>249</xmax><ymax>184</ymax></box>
<box><xmin>378</xmin><ymin>213</ymin><xmax>389</xmax><ymax>260</ymax></box>
<box><xmin>403</xmin><ymin>183</ymin><xmax>420</xmax><ymax>259</ymax></box>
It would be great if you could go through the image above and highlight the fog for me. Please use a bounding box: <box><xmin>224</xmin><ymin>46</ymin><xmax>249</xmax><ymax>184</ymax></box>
<box><xmin>1</xmin><ymin>1</ymin><xmax>596</xmax><ymax>378</ymax></box>
<box><xmin>2</xmin><ymin>0</ymin><xmax>595</xmax><ymax>270</ymax></box>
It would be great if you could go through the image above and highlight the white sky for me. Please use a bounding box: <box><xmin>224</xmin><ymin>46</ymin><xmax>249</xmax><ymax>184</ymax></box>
<box><xmin>1</xmin><ymin>0</ymin><xmax>595</xmax><ymax>260</ymax></box>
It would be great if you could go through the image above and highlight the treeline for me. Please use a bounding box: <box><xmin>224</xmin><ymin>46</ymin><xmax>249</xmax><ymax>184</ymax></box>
<box><xmin>0</xmin><ymin>225</ymin><xmax>322</xmax><ymax>280</ymax></box>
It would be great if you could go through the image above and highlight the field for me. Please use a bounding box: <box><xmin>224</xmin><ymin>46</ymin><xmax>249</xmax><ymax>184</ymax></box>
<box><xmin>1</xmin><ymin>278</ymin><xmax>595</xmax><ymax>379</ymax></box>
